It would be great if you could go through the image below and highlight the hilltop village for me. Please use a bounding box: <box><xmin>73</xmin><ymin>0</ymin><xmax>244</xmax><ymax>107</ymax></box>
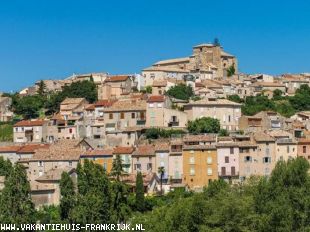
<box><xmin>1</xmin><ymin>42</ymin><xmax>310</xmax><ymax>208</ymax></box>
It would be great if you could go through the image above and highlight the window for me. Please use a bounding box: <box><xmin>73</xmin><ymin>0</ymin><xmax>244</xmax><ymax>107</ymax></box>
<box><xmin>131</xmin><ymin>112</ymin><xmax>135</xmax><ymax>119</ymax></box>
<box><xmin>69</xmin><ymin>128</ymin><xmax>72</xmax><ymax>134</ymax></box>
<box><xmin>147</xmin><ymin>163</ymin><xmax>152</xmax><ymax>170</ymax></box>
<box><xmin>228</xmin><ymin>115</ymin><xmax>231</xmax><ymax>122</ymax></box>
<box><xmin>244</xmin><ymin>156</ymin><xmax>252</xmax><ymax>162</ymax></box>
<box><xmin>263</xmin><ymin>157</ymin><xmax>271</xmax><ymax>163</ymax></box>
<box><xmin>190</xmin><ymin>150</ymin><xmax>194</xmax><ymax>154</ymax></box>
<box><xmin>149</xmin><ymin>103</ymin><xmax>154</xmax><ymax>108</ymax></box>
<box><xmin>157</xmin><ymin>103</ymin><xmax>162</xmax><ymax>108</ymax></box>
<box><xmin>39</xmin><ymin>170</ymin><xmax>43</xmax><ymax>177</ymax></box>
<box><xmin>230</xmin><ymin>147</ymin><xmax>234</xmax><ymax>154</ymax></box>
<box><xmin>140</xmin><ymin>112</ymin><xmax>145</xmax><ymax>119</ymax></box>
<box><xmin>303</xmin><ymin>146</ymin><xmax>307</xmax><ymax>153</ymax></box>
<box><xmin>38</xmin><ymin>161</ymin><xmax>43</xmax><ymax>167</ymax></box>
<box><xmin>190</xmin><ymin>167</ymin><xmax>195</xmax><ymax>176</ymax></box>
<box><xmin>287</xmin><ymin>145</ymin><xmax>290</xmax><ymax>153</ymax></box>
<box><xmin>231</xmin><ymin>166</ymin><xmax>236</xmax><ymax>176</ymax></box>
<box><xmin>189</xmin><ymin>156</ymin><xmax>195</xmax><ymax>164</ymax></box>
<box><xmin>135</xmin><ymin>164</ymin><xmax>141</xmax><ymax>170</ymax></box>
<box><xmin>120</xmin><ymin>112</ymin><xmax>124</xmax><ymax>119</ymax></box>
<box><xmin>207</xmin><ymin>168</ymin><xmax>213</xmax><ymax>176</ymax></box>
<box><xmin>225</xmin><ymin>156</ymin><xmax>229</xmax><ymax>163</ymax></box>
<box><xmin>69</xmin><ymin>161</ymin><xmax>72</xmax><ymax>167</ymax></box>
<box><xmin>127</xmin><ymin>133</ymin><xmax>131</xmax><ymax>139</ymax></box>
<box><xmin>109</xmin><ymin>113</ymin><xmax>113</xmax><ymax>119</ymax></box>
<box><xmin>207</xmin><ymin>156</ymin><xmax>212</xmax><ymax>164</ymax></box>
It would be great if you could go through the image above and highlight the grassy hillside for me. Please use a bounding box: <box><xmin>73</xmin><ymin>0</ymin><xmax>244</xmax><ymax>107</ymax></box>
<box><xmin>0</xmin><ymin>123</ymin><xmax>13</xmax><ymax>141</ymax></box>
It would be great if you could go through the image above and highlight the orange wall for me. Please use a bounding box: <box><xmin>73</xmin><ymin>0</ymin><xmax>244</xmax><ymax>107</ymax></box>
<box><xmin>183</xmin><ymin>148</ymin><xmax>218</xmax><ymax>190</ymax></box>
<box><xmin>81</xmin><ymin>156</ymin><xmax>113</xmax><ymax>173</ymax></box>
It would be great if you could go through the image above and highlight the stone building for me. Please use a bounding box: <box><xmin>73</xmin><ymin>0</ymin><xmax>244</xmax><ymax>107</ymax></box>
<box><xmin>142</xmin><ymin>43</ymin><xmax>238</xmax><ymax>86</ymax></box>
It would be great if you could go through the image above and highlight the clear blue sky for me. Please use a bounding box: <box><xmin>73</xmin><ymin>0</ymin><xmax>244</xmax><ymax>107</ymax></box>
<box><xmin>1</xmin><ymin>0</ymin><xmax>310</xmax><ymax>92</ymax></box>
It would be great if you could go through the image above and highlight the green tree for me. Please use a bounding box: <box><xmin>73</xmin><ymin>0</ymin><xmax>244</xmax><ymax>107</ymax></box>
<box><xmin>0</xmin><ymin>164</ymin><xmax>35</xmax><ymax>224</ymax></box>
<box><xmin>166</xmin><ymin>83</ymin><xmax>194</xmax><ymax>100</ymax></box>
<box><xmin>59</xmin><ymin>172</ymin><xmax>76</xmax><ymax>221</ymax></box>
<box><xmin>187</xmin><ymin>117</ymin><xmax>221</xmax><ymax>134</ymax></box>
<box><xmin>111</xmin><ymin>181</ymin><xmax>131</xmax><ymax>222</ymax></box>
<box><xmin>135</xmin><ymin>172</ymin><xmax>145</xmax><ymax>212</ymax></box>
<box><xmin>13</xmin><ymin>95</ymin><xmax>44</xmax><ymax>119</ymax></box>
<box><xmin>272</xmin><ymin>89</ymin><xmax>283</xmax><ymax>100</ymax></box>
<box><xmin>72</xmin><ymin>161</ymin><xmax>112</xmax><ymax>224</ymax></box>
<box><xmin>219</xmin><ymin>129</ymin><xmax>229</xmax><ymax>136</ymax></box>
<box><xmin>158</xmin><ymin>166</ymin><xmax>165</xmax><ymax>195</ymax></box>
<box><xmin>227</xmin><ymin>64</ymin><xmax>236</xmax><ymax>77</ymax></box>
<box><xmin>0</xmin><ymin>156</ymin><xmax>13</xmax><ymax>177</ymax></box>
<box><xmin>145</xmin><ymin>86</ymin><xmax>152</xmax><ymax>94</ymax></box>
<box><xmin>37</xmin><ymin>80</ymin><xmax>47</xmax><ymax>96</ymax></box>
<box><xmin>110</xmin><ymin>155</ymin><xmax>124</xmax><ymax>181</ymax></box>
<box><xmin>227</xmin><ymin>94</ymin><xmax>243</xmax><ymax>103</ymax></box>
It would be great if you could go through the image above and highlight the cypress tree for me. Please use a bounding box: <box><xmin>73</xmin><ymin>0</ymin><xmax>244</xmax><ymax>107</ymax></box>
<box><xmin>0</xmin><ymin>164</ymin><xmax>35</xmax><ymax>224</ymax></box>
<box><xmin>110</xmin><ymin>154</ymin><xmax>124</xmax><ymax>181</ymax></box>
<box><xmin>135</xmin><ymin>172</ymin><xmax>145</xmax><ymax>212</ymax></box>
<box><xmin>59</xmin><ymin>172</ymin><xmax>76</xmax><ymax>221</ymax></box>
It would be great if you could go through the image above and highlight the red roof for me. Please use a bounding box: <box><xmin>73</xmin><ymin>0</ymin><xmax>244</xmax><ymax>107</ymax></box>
<box><xmin>134</xmin><ymin>145</ymin><xmax>155</xmax><ymax>156</ymax></box>
<box><xmin>113</xmin><ymin>146</ymin><xmax>135</xmax><ymax>154</ymax></box>
<box><xmin>105</xmin><ymin>75</ymin><xmax>129</xmax><ymax>82</ymax></box>
<box><xmin>0</xmin><ymin>146</ymin><xmax>22</xmax><ymax>153</ymax></box>
<box><xmin>14</xmin><ymin>120</ymin><xmax>46</xmax><ymax>127</ymax></box>
<box><xmin>17</xmin><ymin>144</ymin><xmax>50</xmax><ymax>154</ymax></box>
<box><xmin>147</xmin><ymin>95</ymin><xmax>165</xmax><ymax>103</ymax></box>
<box><xmin>94</xmin><ymin>100</ymin><xmax>115</xmax><ymax>107</ymax></box>
<box><xmin>83</xmin><ymin>149</ymin><xmax>113</xmax><ymax>156</ymax></box>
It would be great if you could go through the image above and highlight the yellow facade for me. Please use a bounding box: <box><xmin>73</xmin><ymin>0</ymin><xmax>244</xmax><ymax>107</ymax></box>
<box><xmin>80</xmin><ymin>156</ymin><xmax>113</xmax><ymax>173</ymax></box>
<box><xmin>183</xmin><ymin>146</ymin><xmax>218</xmax><ymax>190</ymax></box>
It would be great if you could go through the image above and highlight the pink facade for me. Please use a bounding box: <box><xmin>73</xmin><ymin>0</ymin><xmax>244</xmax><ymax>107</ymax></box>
<box><xmin>217</xmin><ymin>145</ymin><xmax>239</xmax><ymax>178</ymax></box>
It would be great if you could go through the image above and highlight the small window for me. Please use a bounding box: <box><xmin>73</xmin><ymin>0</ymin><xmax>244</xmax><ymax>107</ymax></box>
<box><xmin>230</xmin><ymin>147</ymin><xmax>234</xmax><ymax>154</ymax></box>
<box><xmin>189</xmin><ymin>157</ymin><xmax>195</xmax><ymax>164</ymax></box>
<box><xmin>303</xmin><ymin>146</ymin><xmax>306</xmax><ymax>153</ymax></box>
<box><xmin>244</xmin><ymin>156</ymin><xmax>252</xmax><ymax>162</ymax></box>
<box><xmin>190</xmin><ymin>167</ymin><xmax>195</xmax><ymax>176</ymax></box>
<box><xmin>120</xmin><ymin>112</ymin><xmax>125</xmax><ymax>119</ymax></box>
<box><xmin>69</xmin><ymin>161</ymin><xmax>72</xmax><ymax>167</ymax></box>
<box><xmin>207</xmin><ymin>156</ymin><xmax>212</xmax><ymax>164</ymax></box>
<box><xmin>207</xmin><ymin>168</ymin><xmax>213</xmax><ymax>176</ymax></box>
<box><xmin>131</xmin><ymin>113</ymin><xmax>135</xmax><ymax>119</ymax></box>
<box><xmin>225</xmin><ymin>156</ymin><xmax>229</xmax><ymax>163</ymax></box>
<box><xmin>287</xmin><ymin>145</ymin><xmax>290</xmax><ymax>153</ymax></box>
<box><xmin>263</xmin><ymin>157</ymin><xmax>271</xmax><ymax>163</ymax></box>
<box><xmin>38</xmin><ymin>161</ymin><xmax>43</xmax><ymax>167</ymax></box>
<box><xmin>149</xmin><ymin>103</ymin><xmax>154</xmax><ymax>108</ymax></box>
<box><xmin>109</xmin><ymin>113</ymin><xmax>113</xmax><ymax>119</ymax></box>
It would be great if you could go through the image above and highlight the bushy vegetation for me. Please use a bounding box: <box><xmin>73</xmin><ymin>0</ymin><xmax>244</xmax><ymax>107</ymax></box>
<box><xmin>7</xmin><ymin>80</ymin><xmax>97</xmax><ymax>119</ymax></box>
<box><xmin>145</xmin><ymin>128</ymin><xmax>186</xmax><ymax>139</ymax></box>
<box><xmin>132</xmin><ymin>157</ymin><xmax>310</xmax><ymax>232</ymax></box>
<box><xmin>167</xmin><ymin>83</ymin><xmax>194</xmax><ymax>101</ymax></box>
<box><xmin>187</xmin><ymin>117</ymin><xmax>220</xmax><ymax>134</ymax></box>
<box><xmin>0</xmin><ymin>122</ymin><xmax>13</xmax><ymax>141</ymax></box>
<box><xmin>227</xmin><ymin>85</ymin><xmax>310</xmax><ymax>118</ymax></box>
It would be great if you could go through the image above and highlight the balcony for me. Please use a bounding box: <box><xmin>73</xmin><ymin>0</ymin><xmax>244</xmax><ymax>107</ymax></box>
<box><xmin>136</xmin><ymin>118</ymin><xmax>146</xmax><ymax>126</ymax></box>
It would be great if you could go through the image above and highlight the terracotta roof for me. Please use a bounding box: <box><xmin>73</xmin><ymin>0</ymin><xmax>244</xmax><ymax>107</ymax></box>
<box><xmin>30</xmin><ymin>182</ymin><xmax>55</xmax><ymax>191</ymax></box>
<box><xmin>94</xmin><ymin>99</ymin><xmax>115</xmax><ymax>107</ymax></box>
<box><xmin>183</xmin><ymin>145</ymin><xmax>216</xmax><ymax>150</ymax></box>
<box><xmin>103</xmin><ymin>99</ymin><xmax>146</xmax><ymax>112</ymax></box>
<box><xmin>154</xmin><ymin>142</ymin><xmax>170</xmax><ymax>151</ymax></box>
<box><xmin>85</xmin><ymin>104</ymin><xmax>95</xmax><ymax>111</ymax></box>
<box><xmin>298</xmin><ymin>138</ymin><xmax>310</xmax><ymax>144</ymax></box>
<box><xmin>183</xmin><ymin>134</ymin><xmax>216</xmax><ymax>142</ymax></box>
<box><xmin>105</xmin><ymin>75</ymin><xmax>129</xmax><ymax>82</ymax></box>
<box><xmin>30</xmin><ymin>140</ymin><xmax>82</xmax><ymax>161</ymax></box>
<box><xmin>82</xmin><ymin>149</ymin><xmax>113</xmax><ymax>157</ymax></box>
<box><xmin>121</xmin><ymin>172</ymin><xmax>158</xmax><ymax>186</ymax></box>
<box><xmin>0</xmin><ymin>145</ymin><xmax>22</xmax><ymax>153</ymax></box>
<box><xmin>185</xmin><ymin>98</ymin><xmax>241</xmax><ymax>106</ymax></box>
<box><xmin>195</xmin><ymin>82</ymin><xmax>205</xmax><ymax>88</ymax></box>
<box><xmin>251</xmin><ymin>82</ymin><xmax>285</xmax><ymax>87</ymax></box>
<box><xmin>216</xmin><ymin>143</ymin><xmax>239</xmax><ymax>147</ymax></box>
<box><xmin>253</xmin><ymin>132</ymin><xmax>275</xmax><ymax>142</ymax></box>
<box><xmin>113</xmin><ymin>146</ymin><xmax>135</xmax><ymax>154</ymax></box>
<box><xmin>154</xmin><ymin>57</ymin><xmax>190</xmax><ymax>65</ymax></box>
<box><xmin>133</xmin><ymin>145</ymin><xmax>155</xmax><ymax>156</ymax></box>
<box><xmin>17</xmin><ymin>144</ymin><xmax>50</xmax><ymax>154</ymax></box>
<box><xmin>61</xmin><ymin>97</ymin><xmax>85</xmax><ymax>105</ymax></box>
<box><xmin>14</xmin><ymin>120</ymin><xmax>46</xmax><ymax>127</ymax></box>
<box><xmin>147</xmin><ymin>95</ymin><xmax>165</xmax><ymax>103</ymax></box>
